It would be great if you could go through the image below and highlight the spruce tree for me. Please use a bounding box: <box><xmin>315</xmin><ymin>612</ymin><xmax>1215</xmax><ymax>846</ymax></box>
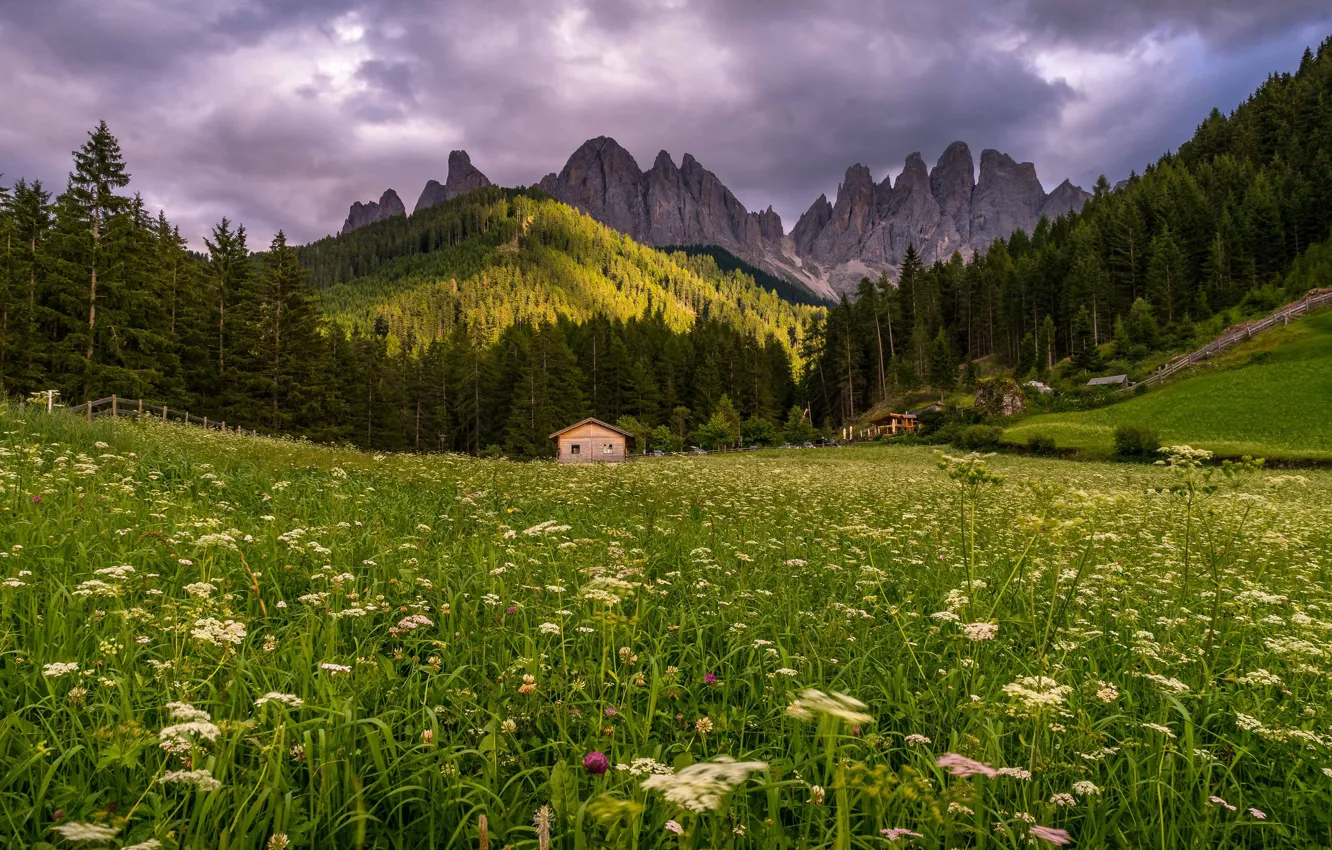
<box><xmin>51</xmin><ymin>121</ymin><xmax>132</xmax><ymax>396</ymax></box>
<box><xmin>928</xmin><ymin>328</ymin><xmax>955</xmax><ymax>396</ymax></box>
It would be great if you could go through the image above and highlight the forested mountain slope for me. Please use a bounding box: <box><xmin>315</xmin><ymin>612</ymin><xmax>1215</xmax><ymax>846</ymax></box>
<box><xmin>297</xmin><ymin>187</ymin><xmax>820</xmax><ymax>363</ymax></box>
<box><xmin>805</xmin><ymin>37</ymin><xmax>1332</xmax><ymax>428</ymax></box>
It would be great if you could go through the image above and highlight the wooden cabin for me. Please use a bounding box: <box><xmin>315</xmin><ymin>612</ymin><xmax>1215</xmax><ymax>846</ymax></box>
<box><xmin>550</xmin><ymin>418</ymin><xmax>636</xmax><ymax>463</ymax></box>
<box><xmin>857</xmin><ymin>411</ymin><xmax>917</xmax><ymax>440</ymax></box>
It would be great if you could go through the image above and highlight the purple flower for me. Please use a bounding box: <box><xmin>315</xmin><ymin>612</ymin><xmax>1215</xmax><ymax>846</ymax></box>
<box><xmin>583</xmin><ymin>751</ymin><xmax>609</xmax><ymax>775</ymax></box>
<box><xmin>1029</xmin><ymin>826</ymin><xmax>1072</xmax><ymax>845</ymax></box>
<box><xmin>704</xmin><ymin>673</ymin><xmax>718</xmax><ymax>684</ymax></box>
<box><xmin>604</xmin><ymin>706</ymin><xmax>618</xmax><ymax>717</ymax></box>
<box><xmin>506</xmin><ymin>605</ymin><xmax>517</xmax><ymax>614</ymax></box>
<box><xmin>31</xmin><ymin>495</ymin><xmax>41</xmax><ymax>504</ymax></box>
<box><xmin>936</xmin><ymin>753</ymin><xmax>997</xmax><ymax>779</ymax></box>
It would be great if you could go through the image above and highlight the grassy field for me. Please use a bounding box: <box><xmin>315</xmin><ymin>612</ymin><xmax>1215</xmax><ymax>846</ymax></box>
<box><xmin>1003</xmin><ymin>310</ymin><xmax>1332</xmax><ymax>460</ymax></box>
<box><xmin>3</xmin><ymin>405</ymin><xmax>1332</xmax><ymax>848</ymax></box>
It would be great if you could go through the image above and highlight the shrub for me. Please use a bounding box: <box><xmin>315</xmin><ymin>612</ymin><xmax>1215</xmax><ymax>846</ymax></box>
<box><xmin>930</xmin><ymin>423</ymin><xmax>965</xmax><ymax>446</ymax></box>
<box><xmin>955</xmin><ymin>424</ymin><xmax>1004</xmax><ymax>450</ymax></box>
<box><xmin>1114</xmin><ymin>422</ymin><xmax>1161</xmax><ymax>457</ymax></box>
<box><xmin>1027</xmin><ymin>433</ymin><xmax>1057</xmax><ymax>455</ymax></box>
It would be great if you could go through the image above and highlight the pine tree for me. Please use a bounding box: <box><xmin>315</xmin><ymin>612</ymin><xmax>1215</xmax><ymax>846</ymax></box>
<box><xmin>253</xmin><ymin>230</ymin><xmax>325</xmax><ymax>432</ymax></box>
<box><xmin>1070</xmin><ymin>306</ymin><xmax>1100</xmax><ymax>372</ymax></box>
<box><xmin>202</xmin><ymin>218</ymin><xmax>255</xmax><ymax>418</ymax></box>
<box><xmin>928</xmin><ymin>328</ymin><xmax>955</xmax><ymax>396</ymax></box>
<box><xmin>1040</xmin><ymin>314</ymin><xmax>1057</xmax><ymax>372</ymax></box>
<box><xmin>51</xmin><ymin>121</ymin><xmax>132</xmax><ymax>396</ymax></box>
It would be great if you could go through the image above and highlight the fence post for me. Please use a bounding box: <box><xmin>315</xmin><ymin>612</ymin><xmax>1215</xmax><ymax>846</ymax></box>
<box><xmin>46</xmin><ymin>390</ymin><xmax>53</xmax><ymax>413</ymax></box>
<box><xmin>86</xmin><ymin>400</ymin><xmax>91</xmax><ymax>424</ymax></box>
<box><xmin>203</xmin><ymin>416</ymin><xmax>208</xmax><ymax>430</ymax></box>
<box><xmin>138</xmin><ymin>398</ymin><xmax>144</xmax><ymax>417</ymax></box>
<box><xmin>111</xmin><ymin>395</ymin><xmax>117</xmax><ymax>418</ymax></box>
<box><xmin>163</xmin><ymin>405</ymin><xmax>168</xmax><ymax>422</ymax></box>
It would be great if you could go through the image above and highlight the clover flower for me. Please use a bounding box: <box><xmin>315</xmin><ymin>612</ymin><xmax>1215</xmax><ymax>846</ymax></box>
<box><xmin>583</xmin><ymin>751</ymin><xmax>610</xmax><ymax>775</ymax></box>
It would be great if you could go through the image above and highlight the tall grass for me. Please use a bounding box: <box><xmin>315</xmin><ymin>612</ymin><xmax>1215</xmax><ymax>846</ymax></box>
<box><xmin>1</xmin><ymin>402</ymin><xmax>1330</xmax><ymax>848</ymax></box>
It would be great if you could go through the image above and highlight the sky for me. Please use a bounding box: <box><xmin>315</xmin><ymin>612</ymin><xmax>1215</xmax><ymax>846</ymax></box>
<box><xmin>1</xmin><ymin>0</ymin><xmax>1328</xmax><ymax>249</ymax></box>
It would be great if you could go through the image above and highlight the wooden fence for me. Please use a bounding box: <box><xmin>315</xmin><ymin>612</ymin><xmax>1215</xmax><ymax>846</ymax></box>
<box><xmin>63</xmin><ymin>395</ymin><xmax>260</xmax><ymax>436</ymax></box>
<box><xmin>1127</xmin><ymin>287</ymin><xmax>1332</xmax><ymax>391</ymax></box>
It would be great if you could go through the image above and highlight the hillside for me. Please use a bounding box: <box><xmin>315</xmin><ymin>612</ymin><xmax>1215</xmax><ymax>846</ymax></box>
<box><xmin>803</xmin><ymin>38</ymin><xmax>1332</xmax><ymax>432</ymax></box>
<box><xmin>298</xmin><ymin>187</ymin><xmax>821</xmax><ymax>362</ymax></box>
<box><xmin>1003</xmin><ymin>308</ymin><xmax>1332</xmax><ymax>460</ymax></box>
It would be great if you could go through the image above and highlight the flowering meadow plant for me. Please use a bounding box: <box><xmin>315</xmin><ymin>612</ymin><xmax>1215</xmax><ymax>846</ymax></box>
<box><xmin>0</xmin><ymin>402</ymin><xmax>1330</xmax><ymax>847</ymax></box>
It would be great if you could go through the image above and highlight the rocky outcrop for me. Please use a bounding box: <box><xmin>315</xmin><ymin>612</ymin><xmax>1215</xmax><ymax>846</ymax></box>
<box><xmin>973</xmin><ymin>376</ymin><xmax>1027</xmax><ymax>417</ymax></box>
<box><xmin>1040</xmin><ymin>179</ymin><xmax>1091</xmax><ymax>221</ymax></box>
<box><xmin>789</xmin><ymin>144</ymin><xmax>1085</xmax><ymax>295</ymax></box>
<box><xmin>791</xmin><ymin>194</ymin><xmax>832</xmax><ymax>257</ymax></box>
<box><xmin>413</xmin><ymin>150</ymin><xmax>492</xmax><ymax>213</ymax></box>
<box><xmin>536</xmin><ymin>137</ymin><xmax>813</xmax><ymax>293</ymax></box>
<box><xmin>969</xmin><ymin>150</ymin><xmax>1046</xmax><ymax>248</ymax></box>
<box><xmin>341</xmin><ymin>189</ymin><xmax>406</xmax><ymax>234</ymax></box>
<box><xmin>930</xmin><ymin>141</ymin><xmax>976</xmax><ymax>240</ymax></box>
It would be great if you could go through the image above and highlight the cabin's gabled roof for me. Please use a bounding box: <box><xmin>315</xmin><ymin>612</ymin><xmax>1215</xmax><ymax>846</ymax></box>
<box><xmin>548</xmin><ymin>417</ymin><xmax>637</xmax><ymax>440</ymax></box>
<box><xmin>1087</xmin><ymin>374</ymin><xmax>1129</xmax><ymax>386</ymax></box>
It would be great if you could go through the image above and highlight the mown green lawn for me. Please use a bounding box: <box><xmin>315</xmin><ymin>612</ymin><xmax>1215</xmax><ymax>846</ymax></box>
<box><xmin>1005</xmin><ymin>310</ymin><xmax>1332</xmax><ymax>460</ymax></box>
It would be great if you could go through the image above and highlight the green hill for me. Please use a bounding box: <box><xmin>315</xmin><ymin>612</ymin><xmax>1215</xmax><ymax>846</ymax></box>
<box><xmin>298</xmin><ymin>188</ymin><xmax>821</xmax><ymax>363</ymax></box>
<box><xmin>1003</xmin><ymin>308</ymin><xmax>1332</xmax><ymax>459</ymax></box>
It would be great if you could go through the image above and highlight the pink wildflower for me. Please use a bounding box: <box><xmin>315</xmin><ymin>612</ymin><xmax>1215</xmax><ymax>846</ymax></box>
<box><xmin>664</xmin><ymin>820</ymin><xmax>683</xmax><ymax>834</ymax></box>
<box><xmin>881</xmin><ymin>827</ymin><xmax>923</xmax><ymax>841</ymax></box>
<box><xmin>583</xmin><ymin>752</ymin><xmax>609</xmax><ymax>775</ymax></box>
<box><xmin>1248</xmin><ymin>807</ymin><xmax>1266</xmax><ymax>819</ymax></box>
<box><xmin>1210</xmin><ymin>795</ymin><xmax>1237</xmax><ymax>812</ymax></box>
<box><xmin>936</xmin><ymin>752</ymin><xmax>997</xmax><ymax>779</ymax></box>
<box><xmin>1029</xmin><ymin>825</ymin><xmax>1073</xmax><ymax>845</ymax></box>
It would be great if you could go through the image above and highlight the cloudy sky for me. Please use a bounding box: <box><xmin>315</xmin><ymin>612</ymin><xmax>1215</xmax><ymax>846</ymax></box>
<box><xmin>2</xmin><ymin>0</ymin><xmax>1328</xmax><ymax>248</ymax></box>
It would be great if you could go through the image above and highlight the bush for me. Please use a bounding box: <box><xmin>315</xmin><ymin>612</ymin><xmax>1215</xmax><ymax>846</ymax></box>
<box><xmin>954</xmin><ymin>424</ymin><xmax>1004</xmax><ymax>450</ymax></box>
<box><xmin>930</xmin><ymin>423</ymin><xmax>965</xmax><ymax>446</ymax></box>
<box><xmin>1114</xmin><ymin>422</ymin><xmax>1161</xmax><ymax>458</ymax></box>
<box><xmin>1027</xmin><ymin>433</ymin><xmax>1057</xmax><ymax>455</ymax></box>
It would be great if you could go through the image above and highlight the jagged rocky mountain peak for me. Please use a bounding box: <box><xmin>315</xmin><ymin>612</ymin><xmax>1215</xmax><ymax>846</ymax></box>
<box><xmin>341</xmin><ymin>188</ymin><xmax>406</xmax><ymax>234</ymax></box>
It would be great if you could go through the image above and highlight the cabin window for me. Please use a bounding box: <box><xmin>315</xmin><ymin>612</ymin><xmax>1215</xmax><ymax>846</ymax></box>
<box><xmin>603</xmin><ymin>443</ymin><xmax>614</xmax><ymax>454</ymax></box>
<box><xmin>570</xmin><ymin>444</ymin><xmax>580</xmax><ymax>456</ymax></box>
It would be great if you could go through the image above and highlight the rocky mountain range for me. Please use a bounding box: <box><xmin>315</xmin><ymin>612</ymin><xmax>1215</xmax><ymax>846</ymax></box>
<box><xmin>340</xmin><ymin>138</ymin><xmax>1088</xmax><ymax>301</ymax></box>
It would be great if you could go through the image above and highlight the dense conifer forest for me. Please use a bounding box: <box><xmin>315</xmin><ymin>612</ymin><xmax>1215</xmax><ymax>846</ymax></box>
<box><xmin>804</xmin><ymin>37</ymin><xmax>1332</xmax><ymax>426</ymax></box>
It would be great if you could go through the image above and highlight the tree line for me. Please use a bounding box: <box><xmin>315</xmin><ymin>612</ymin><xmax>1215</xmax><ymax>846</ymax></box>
<box><xmin>804</xmin><ymin>37</ymin><xmax>1332</xmax><ymax>427</ymax></box>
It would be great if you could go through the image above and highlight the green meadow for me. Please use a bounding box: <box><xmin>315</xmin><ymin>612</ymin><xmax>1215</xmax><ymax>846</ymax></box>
<box><xmin>3</xmin><ymin>403</ymin><xmax>1332</xmax><ymax>848</ymax></box>
<box><xmin>1004</xmin><ymin>310</ymin><xmax>1332</xmax><ymax>460</ymax></box>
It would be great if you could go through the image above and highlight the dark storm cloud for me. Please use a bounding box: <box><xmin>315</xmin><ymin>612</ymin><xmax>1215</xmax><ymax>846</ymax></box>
<box><xmin>1</xmin><ymin>0</ymin><xmax>1327</xmax><ymax>248</ymax></box>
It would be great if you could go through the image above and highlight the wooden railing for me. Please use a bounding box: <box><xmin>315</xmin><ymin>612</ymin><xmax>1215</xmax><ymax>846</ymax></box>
<box><xmin>1126</xmin><ymin>287</ymin><xmax>1332</xmax><ymax>391</ymax></box>
<box><xmin>64</xmin><ymin>395</ymin><xmax>259</xmax><ymax>436</ymax></box>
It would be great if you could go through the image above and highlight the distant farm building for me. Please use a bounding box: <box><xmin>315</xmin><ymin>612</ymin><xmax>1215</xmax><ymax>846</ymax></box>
<box><xmin>1087</xmin><ymin>374</ymin><xmax>1129</xmax><ymax>388</ymax></box>
<box><xmin>857</xmin><ymin>411</ymin><xmax>918</xmax><ymax>440</ymax></box>
<box><xmin>550</xmin><ymin>418</ymin><xmax>635</xmax><ymax>463</ymax></box>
